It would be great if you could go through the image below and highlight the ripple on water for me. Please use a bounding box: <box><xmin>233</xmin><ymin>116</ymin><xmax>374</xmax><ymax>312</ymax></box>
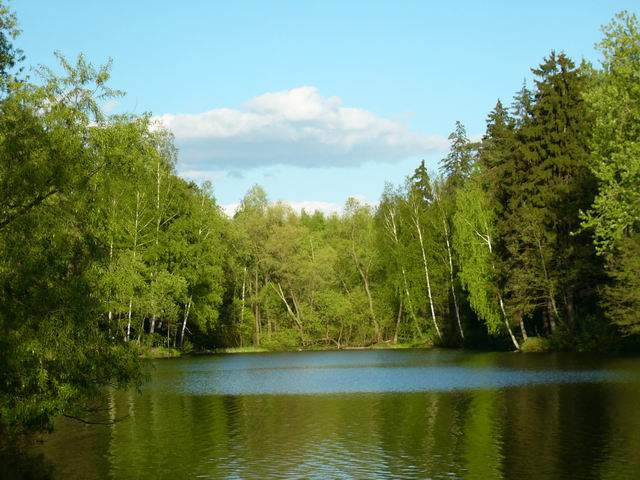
<box><xmin>154</xmin><ymin>364</ymin><xmax>629</xmax><ymax>396</ymax></box>
<box><xmin>12</xmin><ymin>350</ymin><xmax>640</xmax><ymax>480</ymax></box>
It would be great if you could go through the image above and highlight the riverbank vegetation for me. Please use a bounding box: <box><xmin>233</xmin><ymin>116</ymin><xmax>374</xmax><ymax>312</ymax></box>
<box><xmin>1</xmin><ymin>3</ymin><xmax>639</xmax><ymax>435</ymax></box>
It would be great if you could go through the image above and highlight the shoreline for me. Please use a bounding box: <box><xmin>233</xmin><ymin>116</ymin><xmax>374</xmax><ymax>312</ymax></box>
<box><xmin>139</xmin><ymin>336</ymin><xmax>579</xmax><ymax>359</ymax></box>
<box><xmin>140</xmin><ymin>341</ymin><xmax>435</xmax><ymax>359</ymax></box>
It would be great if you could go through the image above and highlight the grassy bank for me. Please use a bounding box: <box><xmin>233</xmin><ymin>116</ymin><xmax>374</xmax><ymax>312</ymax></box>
<box><xmin>520</xmin><ymin>337</ymin><xmax>553</xmax><ymax>353</ymax></box>
<box><xmin>137</xmin><ymin>345</ymin><xmax>184</xmax><ymax>359</ymax></box>
<box><xmin>193</xmin><ymin>341</ymin><xmax>433</xmax><ymax>355</ymax></box>
<box><xmin>138</xmin><ymin>339</ymin><xmax>561</xmax><ymax>357</ymax></box>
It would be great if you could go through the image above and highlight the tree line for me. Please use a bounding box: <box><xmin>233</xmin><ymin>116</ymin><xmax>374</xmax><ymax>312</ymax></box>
<box><xmin>1</xmin><ymin>4</ymin><xmax>639</xmax><ymax>435</ymax></box>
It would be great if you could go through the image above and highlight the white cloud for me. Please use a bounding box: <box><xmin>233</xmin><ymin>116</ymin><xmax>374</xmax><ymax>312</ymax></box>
<box><xmin>155</xmin><ymin>86</ymin><xmax>448</xmax><ymax>169</ymax></box>
<box><xmin>221</xmin><ymin>202</ymin><xmax>241</xmax><ymax>217</ymax></box>
<box><xmin>179</xmin><ymin>169</ymin><xmax>243</xmax><ymax>182</ymax></box>
<box><xmin>103</xmin><ymin>99</ymin><xmax>119</xmax><ymax>114</ymax></box>
<box><xmin>283</xmin><ymin>200</ymin><xmax>343</xmax><ymax>216</ymax></box>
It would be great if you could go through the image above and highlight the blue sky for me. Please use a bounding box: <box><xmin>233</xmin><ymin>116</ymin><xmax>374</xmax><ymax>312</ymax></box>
<box><xmin>13</xmin><ymin>0</ymin><xmax>638</xmax><ymax>213</ymax></box>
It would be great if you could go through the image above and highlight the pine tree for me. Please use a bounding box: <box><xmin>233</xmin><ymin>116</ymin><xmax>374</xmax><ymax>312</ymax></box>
<box><xmin>481</xmin><ymin>99</ymin><xmax>535</xmax><ymax>340</ymax></box>
<box><xmin>440</xmin><ymin>121</ymin><xmax>474</xmax><ymax>189</ymax></box>
<box><xmin>499</xmin><ymin>52</ymin><xmax>600</xmax><ymax>339</ymax></box>
<box><xmin>527</xmin><ymin>51</ymin><xmax>599</xmax><ymax>331</ymax></box>
<box><xmin>410</xmin><ymin>160</ymin><xmax>434</xmax><ymax>205</ymax></box>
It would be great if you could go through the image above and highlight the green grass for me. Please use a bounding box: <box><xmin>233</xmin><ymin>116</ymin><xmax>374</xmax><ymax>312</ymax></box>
<box><xmin>207</xmin><ymin>346</ymin><xmax>271</xmax><ymax>354</ymax></box>
<box><xmin>520</xmin><ymin>337</ymin><xmax>552</xmax><ymax>353</ymax></box>
<box><xmin>138</xmin><ymin>345</ymin><xmax>183</xmax><ymax>359</ymax></box>
<box><xmin>198</xmin><ymin>341</ymin><xmax>433</xmax><ymax>355</ymax></box>
<box><xmin>369</xmin><ymin>340</ymin><xmax>433</xmax><ymax>350</ymax></box>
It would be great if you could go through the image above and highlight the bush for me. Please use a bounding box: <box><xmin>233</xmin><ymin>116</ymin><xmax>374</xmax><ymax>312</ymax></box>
<box><xmin>520</xmin><ymin>337</ymin><xmax>552</xmax><ymax>352</ymax></box>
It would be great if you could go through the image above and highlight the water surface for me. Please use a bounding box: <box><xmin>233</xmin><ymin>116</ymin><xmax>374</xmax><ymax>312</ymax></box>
<box><xmin>6</xmin><ymin>349</ymin><xmax>640</xmax><ymax>479</ymax></box>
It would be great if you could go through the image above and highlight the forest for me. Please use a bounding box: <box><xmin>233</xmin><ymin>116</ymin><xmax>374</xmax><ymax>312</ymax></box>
<box><xmin>0</xmin><ymin>3</ymin><xmax>639</xmax><ymax>437</ymax></box>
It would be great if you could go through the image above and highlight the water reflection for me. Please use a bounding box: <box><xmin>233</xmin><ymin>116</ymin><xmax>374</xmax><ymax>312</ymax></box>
<box><xmin>7</xmin><ymin>350</ymin><xmax>640</xmax><ymax>479</ymax></box>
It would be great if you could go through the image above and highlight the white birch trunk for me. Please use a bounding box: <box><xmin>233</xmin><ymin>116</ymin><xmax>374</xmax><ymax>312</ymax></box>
<box><xmin>350</xmin><ymin>234</ymin><xmax>380</xmax><ymax>342</ymax></box>
<box><xmin>477</xmin><ymin>224</ymin><xmax>520</xmax><ymax>350</ymax></box>
<box><xmin>125</xmin><ymin>191</ymin><xmax>141</xmax><ymax>342</ymax></box>
<box><xmin>240</xmin><ymin>266</ymin><xmax>246</xmax><ymax>326</ymax></box>
<box><xmin>412</xmin><ymin>206</ymin><xmax>441</xmax><ymax>340</ymax></box>
<box><xmin>443</xmin><ymin>218</ymin><xmax>464</xmax><ymax>340</ymax></box>
<box><xmin>180</xmin><ymin>296</ymin><xmax>192</xmax><ymax>348</ymax></box>
<box><xmin>433</xmin><ymin>190</ymin><xmax>463</xmax><ymax>341</ymax></box>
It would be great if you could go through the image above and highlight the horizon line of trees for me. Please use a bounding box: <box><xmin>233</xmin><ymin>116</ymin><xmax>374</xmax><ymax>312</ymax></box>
<box><xmin>1</xmin><ymin>2</ymin><xmax>639</xmax><ymax>436</ymax></box>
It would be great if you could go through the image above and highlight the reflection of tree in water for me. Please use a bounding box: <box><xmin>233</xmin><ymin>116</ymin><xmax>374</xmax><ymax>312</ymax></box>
<box><xmin>0</xmin><ymin>445</ymin><xmax>55</xmax><ymax>480</ymax></box>
<box><xmin>7</xmin><ymin>354</ymin><xmax>640</xmax><ymax>479</ymax></box>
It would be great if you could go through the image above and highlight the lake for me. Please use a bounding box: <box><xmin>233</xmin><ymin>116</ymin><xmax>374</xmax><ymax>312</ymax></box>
<box><xmin>5</xmin><ymin>349</ymin><xmax>640</xmax><ymax>479</ymax></box>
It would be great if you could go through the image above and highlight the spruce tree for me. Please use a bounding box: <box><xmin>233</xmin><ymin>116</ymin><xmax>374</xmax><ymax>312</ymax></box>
<box><xmin>440</xmin><ymin>121</ymin><xmax>474</xmax><ymax>189</ymax></box>
<box><xmin>500</xmin><ymin>52</ymin><xmax>600</xmax><ymax>339</ymax></box>
<box><xmin>410</xmin><ymin>160</ymin><xmax>434</xmax><ymax>205</ymax></box>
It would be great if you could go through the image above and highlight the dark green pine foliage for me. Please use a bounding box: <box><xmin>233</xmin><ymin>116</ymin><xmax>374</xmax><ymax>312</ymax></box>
<box><xmin>511</xmin><ymin>81</ymin><xmax>534</xmax><ymax>127</ymax></box>
<box><xmin>478</xmin><ymin>100</ymin><xmax>514</xmax><ymax>274</ymax></box>
<box><xmin>440</xmin><ymin>121</ymin><xmax>475</xmax><ymax>190</ymax></box>
<box><xmin>480</xmin><ymin>99</ymin><xmax>538</xmax><ymax>337</ymax></box>
<box><xmin>485</xmin><ymin>88</ymin><xmax>532</xmax><ymax>337</ymax></box>
<box><xmin>508</xmin><ymin>52</ymin><xmax>602</xmax><ymax>338</ymax></box>
<box><xmin>479</xmin><ymin>100</ymin><xmax>514</xmax><ymax>215</ymax></box>
<box><xmin>438</xmin><ymin>124</ymin><xmax>479</xmax><ymax>345</ymax></box>
<box><xmin>410</xmin><ymin>159</ymin><xmax>434</xmax><ymax>204</ymax></box>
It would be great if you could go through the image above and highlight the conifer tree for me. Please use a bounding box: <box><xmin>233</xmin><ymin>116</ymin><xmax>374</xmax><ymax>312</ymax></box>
<box><xmin>440</xmin><ymin>121</ymin><xmax>474</xmax><ymax>189</ymax></box>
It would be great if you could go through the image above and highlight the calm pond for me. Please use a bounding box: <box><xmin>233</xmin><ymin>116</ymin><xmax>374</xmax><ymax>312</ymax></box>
<box><xmin>6</xmin><ymin>349</ymin><xmax>640</xmax><ymax>479</ymax></box>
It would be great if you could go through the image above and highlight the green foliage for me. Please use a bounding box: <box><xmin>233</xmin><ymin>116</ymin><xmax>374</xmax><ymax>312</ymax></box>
<box><xmin>0</xmin><ymin>49</ymin><xmax>144</xmax><ymax>435</ymax></box>
<box><xmin>0</xmin><ymin>1</ymin><xmax>22</xmax><ymax>89</ymax></box>
<box><xmin>2</xmin><ymin>3</ymin><xmax>640</xmax><ymax>439</ymax></box>
<box><xmin>453</xmin><ymin>176</ymin><xmax>503</xmax><ymax>334</ymax></box>
<box><xmin>520</xmin><ymin>337</ymin><xmax>552</xmax><ymax>353</ymax></box>
<box><xmin>440</xmin><ymin>121</ymin><xmax>475</xmax><ymax>189</ymax></box>
<box><xmin>603</xmin><ymin>234</ymin><xmax>640</xmax><ymax>335</ymax></box>
<box><xmin>581</xmin><ymin>12</ymin><xmax>640</xmax><ymax>335</ymax></box>
<box><xmin>583</xmin><ymin>12</ymin><xmax>640</xmax><ymax>253</ymax></box>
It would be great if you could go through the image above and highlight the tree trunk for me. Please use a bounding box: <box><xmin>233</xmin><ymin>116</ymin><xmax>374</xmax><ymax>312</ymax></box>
<box><xmin>173</xmin><ymin>324</ymin><xmax>178</xmax><ymax>348</ymax></box>
<box><xmin>149</xmin><ymin>156</ymin><xmax>162</xmax><ymax>339</ymax></box>
<box><xmin>413</xmin><ymin>211</ymin><xmax>441</xmax><ymax>340</ymax></box>
<box><xmin>137</xmin><ymin>317</ymin><xmax>145</xmax><ymax>343</ymax></box>
<box><xmin>179</xmin><ymin>296</ymin><xmax>192</xmax><ymax>348</ymax></box>
<box><xmin>361</xmin><ymin>272</ymin><xmax>380</xmax><ymax>343</ymax></box>
<box><xmin>384</xmin><ymin>208</ymin><xmax>420</xmax><ymax>342</ymax></box>
<box><xmin>439</xmin><ymin>209</ymin><xmax>463</xmax><ymax>341</ymax></box>
<box><xmin>125</xmin><ymin>191</ymin><xmax>142</xmax><ymax>343</ymax></box>
<box><xmin>350</xmin><ymin>235</ymin><xmax>380</xmax><ymax>343</ymax></box>
<box><xmin>273</xmin><ymin>283</ymin><xmax>304</xmax><ymax>344</ymax></box>
<box><xmin>517</xmin><ymin>311</ymin><xmax>528</xmax><ymax>342</ymax></box>
<box><xmin>485</xmin><ymin>228</ymin><xmax>519</xmax><ymax>350</ymax></box>
<box><xmin>254</xmin><ymin>268</ymin><xmax>260</xmax><ymax>347</ymax></box>
<box><xmin>265</xmin><ymin>274</ymin><xmax>272</xmax><ymax>340</ymax></box>
<box><xmin>291</xmin><ymin>291</ymin><xmax>306</xmax><ymax>346</ymax></box>
<box><xmin>498</xmin><ymin>292</ymin><xmax>520</xmax><ymax>350</ymax></box>
<box><xmin>240</xmin><ymin>266</ymin><xmax>246</xmax><ymax>327</ymax></box>
<box><xmin>108</xmin><ymin>236</ymin><xmax>114</xmax><ymax>333</ymax></box>
<box><xmin>401</xmin><ymin>267</ymin><xmax>421</xmax><ymax>338</ymax></box>
<box><xmin>126</xmin><ymin>298</ymin><xmax>133</xmax><ymax>342</ymax></box>
<box><xmin>536</xmin><ymin>235</ymin><xmax>559</xmax><ymax>329</ymax></box>
<box><xmin>546</xmin><ymin>300</ymin><xmax>556</xmax><ymax>335</ymax></box>
<box><xmin>564</xmin><ymin>289</ymin><xmax>575</xmax><ymax>331</ymax></box>
<box><xmin>394</xmin><ymin>296</ymin><xmax>403</xmax><ymax>344</ymax></box>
